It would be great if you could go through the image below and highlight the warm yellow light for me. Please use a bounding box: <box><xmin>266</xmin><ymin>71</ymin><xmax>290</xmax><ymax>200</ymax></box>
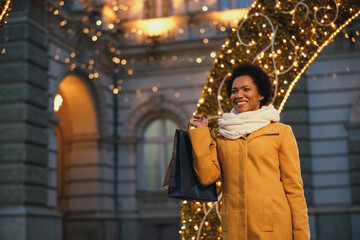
<box><xmin>54</xmin><ymin>94</ymin><xmax>63</xmax><ymax>112</ymax></box>
<box><xmin>208</xmin><ymin>9</ymin><xmax>248</xmax><ymax>27</ymax></box>
<box><xmin>60</xmin><ymin>20</ymin><xmax>67</xmax><ymax>26</ymax></box>
<box><xmin>112</xmin><ymin>57</ymin><xmax>120</xmax><ymax>64</ymax></box>
<box><xmin>136</xmin><ymin>18</ymin><xmax>175</xmax><ymax>37</ymax></box>
<box><xmin>102</xmin><ymin>4</ymin><xmax>117</xmax><ymax>24</ymax></box>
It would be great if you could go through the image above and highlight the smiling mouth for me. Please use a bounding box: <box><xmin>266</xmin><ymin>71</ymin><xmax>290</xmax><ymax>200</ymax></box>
<box><xmin>235</xmin><ymin>101</ymin><xmax>248</xmax><ymax>106</ymax></box>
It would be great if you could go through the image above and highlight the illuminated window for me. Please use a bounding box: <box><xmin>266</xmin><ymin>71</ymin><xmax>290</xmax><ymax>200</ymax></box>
<box><xmin>142</xmin><ymin>118</ymin><xmax>178</xmax><ymax>190</ymax></box>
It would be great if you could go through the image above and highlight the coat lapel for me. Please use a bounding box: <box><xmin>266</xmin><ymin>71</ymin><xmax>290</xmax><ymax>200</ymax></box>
<box><xmin>247</xmin><ymin>122</ymin><xmax>280</xmax><ymax>142</ymax></box>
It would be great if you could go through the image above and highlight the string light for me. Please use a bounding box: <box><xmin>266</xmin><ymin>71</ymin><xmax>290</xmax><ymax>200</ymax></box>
<box><xmin>0</xmin><ymin>0</ymin><xmax>13</xmax><ymax>29</ymax></box>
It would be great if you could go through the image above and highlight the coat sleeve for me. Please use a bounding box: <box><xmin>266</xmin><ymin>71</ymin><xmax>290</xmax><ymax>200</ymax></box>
<box><xmin>188</xmin><ymin>127</ymin><xmax>221</xmax><ymax>186</ymax></box>
<box><xmin>279</xmin><ymin>125</ymin><xmax>310</xmax><ymax>240</ymax></box>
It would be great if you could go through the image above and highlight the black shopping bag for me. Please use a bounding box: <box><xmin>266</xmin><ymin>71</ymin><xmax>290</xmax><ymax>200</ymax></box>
<box><xmin>163</xmin><ymin>129</ymin><xmax>217</xmax><ymax>201</ymax></box>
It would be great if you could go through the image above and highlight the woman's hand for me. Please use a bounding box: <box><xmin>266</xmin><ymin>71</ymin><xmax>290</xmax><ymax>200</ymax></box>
<box><xmin>189</xmin><ymin>114</ymin><xmax>208</xmax><ymax>128</ymax></box>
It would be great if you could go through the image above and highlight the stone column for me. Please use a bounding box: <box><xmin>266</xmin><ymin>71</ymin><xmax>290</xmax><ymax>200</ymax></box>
<box><xmin>0</xmin><ymin>0</ymin><xmax>62</xmax><ymax>239</ymax></box>
<box><xmin>347</xmin><ymin>96</ymin><xmax>360</xmax><ymax>204</ymax></box>
<box><xmin>346</xmin><ymin>96</ymin><xmax>360</xmax><ymax>240</ymax></box>
<box><xmin>347</xmin><ymin>122</ymin><xmax>360</xmax><ymax>204</ymax></box>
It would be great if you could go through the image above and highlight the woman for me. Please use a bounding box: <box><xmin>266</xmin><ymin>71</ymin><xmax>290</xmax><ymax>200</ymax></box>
<box><xmin>189</xmin><ymin>63</ymin><xmax>310</xmax><ymax>240</ymax></box>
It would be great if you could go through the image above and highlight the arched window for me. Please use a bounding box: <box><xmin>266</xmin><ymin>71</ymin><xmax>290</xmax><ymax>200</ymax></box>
<box><xmin>142</xmin><ymin>118</ymin><xmax>178</xmax><ymax>190</ymax></box>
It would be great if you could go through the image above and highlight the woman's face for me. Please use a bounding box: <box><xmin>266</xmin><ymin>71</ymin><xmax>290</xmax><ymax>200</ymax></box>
<box><xmin>230</xmin><ymin>75</ymin><xmax>264</xmax><ymax>113</ymax></box>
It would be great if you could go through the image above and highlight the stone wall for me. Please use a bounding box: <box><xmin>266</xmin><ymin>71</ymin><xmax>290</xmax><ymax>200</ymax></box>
<box><xmin>0</xmin><ymin>0</ymin><xmax>62</xmax><ymax>239</ymax></box>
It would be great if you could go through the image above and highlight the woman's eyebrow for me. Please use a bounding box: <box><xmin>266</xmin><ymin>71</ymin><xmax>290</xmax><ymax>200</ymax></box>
<box><xmin>232</xmin><ymin>85</ymin><xmax>251</xmax><ymax>89</ymax></box>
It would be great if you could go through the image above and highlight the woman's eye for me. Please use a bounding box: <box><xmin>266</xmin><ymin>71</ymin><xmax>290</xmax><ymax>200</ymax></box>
<box><xmin>244</xmin><ymin>88</ymin><xmax>250</xmax><ymax>91</ymax></box>
<box><xmin>231</xmin><ymin>89</ymin><xmax>237</xmax><ymax>94</ymax></box>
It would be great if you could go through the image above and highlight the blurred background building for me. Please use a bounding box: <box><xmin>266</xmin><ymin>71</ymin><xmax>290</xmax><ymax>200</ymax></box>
<box><xmin>0</xmin><ymin>0</ymin><xmax>359</xmax><ymax>240</ymax></box>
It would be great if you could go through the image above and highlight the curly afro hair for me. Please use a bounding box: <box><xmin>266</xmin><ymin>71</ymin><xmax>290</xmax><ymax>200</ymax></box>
<box><xmin>226</xmin><ymin>62</ymin><xmax>273</xmax><ymax>107</ymax></box>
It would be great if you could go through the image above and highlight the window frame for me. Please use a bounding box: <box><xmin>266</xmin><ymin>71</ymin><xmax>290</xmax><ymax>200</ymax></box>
<box><xmin>139</xmin><ymin>115</ymin><xmax>180</xmax><ymax>191</ymax></box>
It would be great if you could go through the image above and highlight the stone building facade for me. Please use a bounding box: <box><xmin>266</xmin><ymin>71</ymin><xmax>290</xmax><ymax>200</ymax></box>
<box><xmin>0</xmin><ymin>0</ymin><xmax>360</xmax><ymax>240</ymax></box>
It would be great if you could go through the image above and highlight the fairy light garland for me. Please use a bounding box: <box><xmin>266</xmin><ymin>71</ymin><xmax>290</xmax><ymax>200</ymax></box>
<box><xmin>184</xmin><ymin>1</ymin><xmax>360</xmax><ymax>239</ymax></box>
<box><xmin>45</xmin><ymin>0</ymin><xmax>124</xmax><ymax>95</ymax></box>
<box><xmin>0</xmin><ymin>0</ymin><xmax>13</xmax><ymax>29</ymax></box>
<box><xmin>279</xmin><ymin>9</ymin><xmax>360</xmax><ymax>111</ymax></box>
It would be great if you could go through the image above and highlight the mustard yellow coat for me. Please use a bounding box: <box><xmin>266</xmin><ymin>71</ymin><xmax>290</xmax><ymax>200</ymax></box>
<box><xmin>189</xmin><ymin>122</ymin><xmax>310</xmax><ymax>240</ymax></box>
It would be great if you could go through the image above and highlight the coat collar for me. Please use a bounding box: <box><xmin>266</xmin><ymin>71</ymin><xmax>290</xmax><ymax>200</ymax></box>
<box><xmin>246</xmin><ymin>122</ymin><xmax>280</xmax><ymax>142</ymax></box>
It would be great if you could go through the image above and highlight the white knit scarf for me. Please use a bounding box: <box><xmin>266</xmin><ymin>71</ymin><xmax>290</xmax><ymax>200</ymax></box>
<box><xmin>218</xmin><ymin>104</ymin><xmax>280</xmax><ymax>139</ymax></box>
